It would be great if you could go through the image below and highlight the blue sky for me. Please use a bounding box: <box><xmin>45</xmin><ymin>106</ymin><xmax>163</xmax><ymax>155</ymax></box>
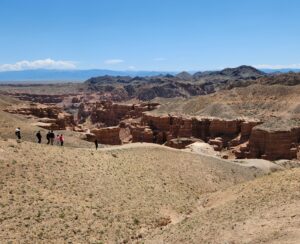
<box><xmin>0</xmin><ymin>0</ymin><xmax>300</xmax><ymax>71</ymax></box>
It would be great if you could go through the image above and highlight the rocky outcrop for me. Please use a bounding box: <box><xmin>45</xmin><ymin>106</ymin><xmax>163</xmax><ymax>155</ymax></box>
<box><xmin>166</xmin><ymin>137</ymin><xmax>202</xmax><ymax>149</ymax></box>
<box><xmin>209</xmin><ymin>119</ymin><xmax>241</xmax><ymax>137</ymax></box>
<box><xmin>5</xmin><ymin>105</ymin><xmax>75</xmax><ymax>130</ymax></box>
<box><xmin>246</xmin><ymin>127</ymin><xmax>300</xmax><ymax>160</ymax></box>
<box><xmin>12</xmin><ymin>93</ymin><xmax>67</xmax><ymax>104</ymax></box>
<box><xmin>130</xmin><ymin>125</ymin><xmax>154</xmax><ymax>143</ymax></box>
<box><xmin>90</xmin><ymin>127</ymin><xmax>122</xmax><ymax>145</ymax></box>
<box><xmin>141</xmin><ymin>112</ymin><xmax>300</xmax><ymax>160</ymax></box>
<box><xmin>78</xmin><ymin>101</ymin><xmax>159</xmax><ymax>126</ymax></box>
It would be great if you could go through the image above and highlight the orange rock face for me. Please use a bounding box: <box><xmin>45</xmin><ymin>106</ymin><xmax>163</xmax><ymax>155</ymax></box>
<box><xmin>5</xmin><ymin>105</ymin><xmax>75</xmax><ymax>130</ymax></box>
<box><xmin>247</xmin><ymin>127</ymin><xmax>300</xmax><ymax>160</ymax></box>
<box><xmin>90</xmin><ymin>127</ymin><xmax>122</xmax><ymax>145</ymax></box>
<box><xmin>78</xmin><ymin>102</ymin><xmax>159</xmax><ymax>126</ymax></box>
<box><xmin>140</xmin><ymin>113</ymin><xmax>300</xmax><ymax>160</ymax></box>
<box><xmin>209</xmin><ymin>119</ymin><xmax>241</xmax><ymax>137</ymax></box>
<box><xmin>4</xmin><ymin>92</ymin><xmax>299</xmax><ymax>160</ymax></box>
<box><xmin>130</xmin><ymin>125</ymin><xmax>154</xmax><ymax>143</ymax></box>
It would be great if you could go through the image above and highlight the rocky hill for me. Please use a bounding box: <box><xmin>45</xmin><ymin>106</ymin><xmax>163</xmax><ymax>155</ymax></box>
<box><xmin>84</xmin><ymin>66</ymin><xmax>266</xmax><ymax>100</ymax></box>
<box><xmin>258</xmin><ymin>72</ymin><xmax>300</xmax><ymax>86</ymax></box>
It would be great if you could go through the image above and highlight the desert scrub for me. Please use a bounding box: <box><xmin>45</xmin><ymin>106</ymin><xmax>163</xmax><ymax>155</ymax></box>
<box><xmin>59</xmin><ymin>212</ymin><xmax>65</xmax><ymax>219</ymax></box>
<box><xmin>133</xmin><ymin>218</ymin><xmax>140</xmax><ymax>225</ymax></box>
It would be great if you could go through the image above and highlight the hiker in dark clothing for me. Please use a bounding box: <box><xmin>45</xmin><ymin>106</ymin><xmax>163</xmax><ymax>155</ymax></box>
<box><xmin>15</xmin><ymin>127</ymin><xmax>21</xmax><ymax>140</ymax></box>
<box><xmin>95</xmin><ymin>139</ymin><xmax>98</xmax><ymax>150</ymax></box>
<box><xmin>168</xmin><ymin>114</ymin><xmax>174</xmax><ymax>125</ymax></box>
<box><xmin>36</xmin><ymin>131</ymin><xmax>42</xmax><ymax>144</ymax></box>
<box><xmin>49</xmin><ymin>131</ymin><xmax>55</xmax><ymax>145</ymax></box>
<box><xmin>46</xmin><ymin>131</ymin><xmax>51</xmax><ymax>144</ymax></box>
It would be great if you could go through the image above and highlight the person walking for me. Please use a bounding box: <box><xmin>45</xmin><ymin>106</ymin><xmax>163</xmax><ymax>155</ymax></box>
<box><xmin>56</xmin><ymin>134</ymin><xmax>60</xmax><ymax>145</ymax></box>
<box><xmin>49</xmin><ymin>130</ymin><xmax>55</xmax><ymax>145</ymax></box>
<box><xmin>46</xmin><ymin>131</ymin><xmax>50</xmax><ymax>144</ymax></box>
<box><xmin>59</xmin><ymin>134</ymin><xmax>64</xmax><ymax>146</ymax></box>
<box><xmin>15</xmin><ymin>127</ymin><xmax>21</xmax><ymax>140</ymax></box>
<box><xmin>94</xmin><ymin>139</ymin><xmax>98</xmax><ymax>150</ymax></box>
<box><xmin>36</xmin><ymin>131</ymin><xmax>42</xmax><ymax>143</ymax></box>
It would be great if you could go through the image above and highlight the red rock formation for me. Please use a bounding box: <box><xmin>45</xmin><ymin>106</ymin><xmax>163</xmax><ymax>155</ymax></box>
<box><xmin>5</xmin><ymin>105</ymin><xmax>75</xmax><ymax>130</ymax></box>
<box><xmin>241</xmin><ymin>121</ymin><xmax>262</xmax><ymax>138</ymax></box>
<box><xmin>209</xmin><ymin>119</ymin><xmax>241</xmax><ymax>137</ymax></box>
<box><xmin>90</xmin><ymin>127</ymin><xmax>122</xmax><ymax>145</ymax></box>
<box><xmin>140</xmin><ymin>113</ymin><xmax>299</xmax><ymax>160</ymax></box>
<box><xmin>79</xmin><ymin>102</ymin><xmax>159</xmax><ymax>126</ymax></box>
<box><xmin>246</xmin><ymin>127</ymin><xmax>300</xmax><ymax>160</ymax></box>
<box><xmin>130</xmin><ymin>125</ymin><xmax>154</xmax><ymax>143</ymax></box>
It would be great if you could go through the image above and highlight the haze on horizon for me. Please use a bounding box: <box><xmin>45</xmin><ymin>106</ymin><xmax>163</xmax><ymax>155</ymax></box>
<box><xmin>1</xmin><ymin>0</ymin><xmax>300</xmax><ymax>72</ymax></box>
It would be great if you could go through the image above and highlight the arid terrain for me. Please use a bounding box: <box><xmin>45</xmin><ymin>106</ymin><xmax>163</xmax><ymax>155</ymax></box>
<box><xmin>0</xmin><ymin>66</ymin><xmax>300</xmax><ymax>243</ymax></box>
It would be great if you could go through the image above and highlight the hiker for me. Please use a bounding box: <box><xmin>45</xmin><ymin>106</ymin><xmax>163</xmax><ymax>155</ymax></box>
<box><xmin>46</xmin><ymin>131</ymin><xmax>51</xmax><ymax>144</ymax></box>
<box><xmin>15</xmin><ymin>127</ymin><xmax>21</xmax><ymax>140</ymax></box>
<box><xmin>49</xmin><ymin>130</ymin><xmax>55</xmax><ymax>145</ymax></box>
<box><xmin>56</xmin><ymin>134</ymin><xmax>60</xmax><ymax>145</ymax></box>
<box><xmin>59</xmin><ymin>134</ymin><xmax>64</xmax><ymax>146</ymax></box>
<box><xmin>95</xmin><ymin>139</ymin><xmax>98</xmax><ymax>150</ymax></box>
<box><xmin>168</xmin><ymin>114</ymin><xmax>174</xmax><ymax>125</ymax></box>
<box><xmin>36</xmin><ymin>131</ymin><xmax>42</xmax><ymax>144</ymax></box>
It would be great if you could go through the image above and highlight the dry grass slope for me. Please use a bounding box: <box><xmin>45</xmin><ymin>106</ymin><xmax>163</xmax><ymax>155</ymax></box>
<box><xmin>145</xmin><ymin>168</ymin><xmax>300</xmax><ymax>243</ymax></box>
<box><xmin>0</xmin><ymin>140</ymin><xmax>264</xmax><ymax>243</ymax></box>
<box><xmin>154</xmin><ymin>84</ymin><xmax>300</xmax><ymax>125</ymax></box>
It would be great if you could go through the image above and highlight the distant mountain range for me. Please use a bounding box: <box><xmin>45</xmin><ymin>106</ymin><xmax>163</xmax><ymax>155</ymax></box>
<box><xmin>84</xmin><ymin>66</ymin><xmax>265</xmax><ymax>100</ymax></box>
<box><xmin>0</xmin><ymin>67</ymin><xmax>299</xmax><ymax>83</ymax></box>
<box><xmin>0</xmin><ymin>69</ymin><xmax>176</xmax><ymax>83</ymax></box>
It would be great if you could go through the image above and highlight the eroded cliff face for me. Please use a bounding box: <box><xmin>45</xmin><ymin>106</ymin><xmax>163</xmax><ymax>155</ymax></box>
<box><xmin>247</xmin><ymin>127</ymin><xmax>300</xmax><ymax>160</ymax></box>
<box><xmin>3</xmin><ymin>96</ymin><xmax>299</xmax><ymax>160</ymax></box>
<box><xmin>89</xmin><ymin>127</ymin><xmax>121</xmax><ymax>145</ymax></box>
<box><xmin>4</xmin><ymin>104</ymin><xmax>75</xmax><ymax>130</ymax></box>
<box><xmin>139</xmin><ymin>113</ymin><xmax>300</xmax><ymax>160</ymax></box>
<box><xmin>77</xmin><ymin>101</ymin><xmax>159</xmax><ymax>126</ymax></box>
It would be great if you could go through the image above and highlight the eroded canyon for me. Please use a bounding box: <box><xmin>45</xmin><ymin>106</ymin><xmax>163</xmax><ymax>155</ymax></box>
<box><xmin>2</xmin><ymin>67</ymin><xmax>300</xmax><ymax>162</ymax></box>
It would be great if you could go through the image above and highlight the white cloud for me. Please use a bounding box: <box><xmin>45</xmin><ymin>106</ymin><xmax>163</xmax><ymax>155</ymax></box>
<box><xmin>104</xmin><ymin>59</ymin><xmax>124</xmax><ymax>65</ymax></box>
<box><xmin>254</xmin><ymin>64</ymin><xmax>300</xmax><ymax>69</ymax></box>
<box><xmin>0</xmin><ymin>58</ymin><xmax>76</xmax><ymax>72</ymax></box>
<box><xmin>128</xmin><ymin>65</ymin><xmax>136</xmax><ymax>70</ymax></box>
<box><xmin>154</xmin><ymin>57</ymin><xmax>166</xmax><ymax>61</ymax></box>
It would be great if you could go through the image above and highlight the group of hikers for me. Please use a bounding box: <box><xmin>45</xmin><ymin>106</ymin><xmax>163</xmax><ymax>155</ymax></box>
<box><xmin>15</xmin><ymin>128</ymin><xmax>64</xmax><ymax>146</ymax></box>
<box><xmin>15</xmin><ymin>127</ymin><xmax>101</xmax><ymax>149</ymax></box>
<box><xmin>45</xmin><ymin>131</ymin><xmax>64</xmax><ymax>146</ymax></box>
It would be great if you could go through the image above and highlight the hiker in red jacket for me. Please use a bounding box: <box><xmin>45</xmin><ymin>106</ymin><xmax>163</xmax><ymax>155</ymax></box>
<box><xmin>59</xmin><ymin>134</ymin><xmax>64</xmax><ymax>146</ymax></box>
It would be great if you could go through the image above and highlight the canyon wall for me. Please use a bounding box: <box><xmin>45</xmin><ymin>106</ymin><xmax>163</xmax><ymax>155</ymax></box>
<box><xmin>78</xmin><ymin>101</ymin><xmax>159</xmax><ymax>126</ymax></box>
<box><xmin>140</xmin><ymin>113</ymin><xmax>299</xmax><ymax>160</ymax></box>
<box><xmin>5</xmin><ymin>105</ymin><xmax>75</xmax><ymax>130</ymax></box>
<box><xmin>4</xmin><ymin>97</ymin><xmax>299</xmax><ymax>160</ymax></box>
<box><xmin>246</xmin><ymin>127</ymin><xmax>300</xmax><ymax>160</ymax></box>
<box><xmin>90</xmin><ymin>127</ymin><xmax>122</xmax><ymax>145</ymax></box>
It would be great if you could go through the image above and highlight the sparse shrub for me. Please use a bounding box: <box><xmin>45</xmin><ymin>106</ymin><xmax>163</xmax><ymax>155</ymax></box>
<box><xmin>59</xmin><ymin>212</ymin><xmax>65</xmax><ymax>219</ymax></box>
<box><xmin>133</xmin><ymin>218</ymin><xmax>140</xmax><ymax>225</ymax></box>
